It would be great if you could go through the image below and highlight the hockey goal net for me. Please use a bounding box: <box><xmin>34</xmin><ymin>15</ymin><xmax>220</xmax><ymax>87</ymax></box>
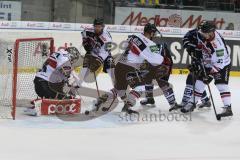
<box><xmin>0</xmin><ymin>37</ymin><xmax>54</xmax><ymax>120</ymax></box>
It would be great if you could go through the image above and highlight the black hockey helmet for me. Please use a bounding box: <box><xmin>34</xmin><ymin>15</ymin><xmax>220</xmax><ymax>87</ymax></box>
<box><xmin>144</xmin><ymin>23</ymin><xmax>158</xmax><ymax>33</ymax></box>
<box><xmin>144</xmin><ymin>23</ymin><xmax>162</xmax><ymax>39</ymax></box>
<box><xmin>199</xmin><ymin>21</ymin><xmax>216</xmax><ymax>33</ymax></box>
<box><xmin>65</xmin><ymin>47</ymin><xmax>80</xmax><ymax>64</ymax></box>
<box><xmin>93</xmin><ymin>18</ymin><xmax>104</xmax><ymax>26</ymax></box>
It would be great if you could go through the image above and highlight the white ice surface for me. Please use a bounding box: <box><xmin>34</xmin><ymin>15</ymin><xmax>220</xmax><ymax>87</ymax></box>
<box><xmin>0</xmin><ymin>74</ymin><xmax>240</xmax><ymax>160</ymax></box>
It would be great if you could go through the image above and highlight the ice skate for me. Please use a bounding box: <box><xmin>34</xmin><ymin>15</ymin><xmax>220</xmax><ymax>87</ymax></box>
<box><xmin>180</xmin><ymin>102</ymin><xmax>196</xmax><ymax>113</ymax></box>
<box><xmin>217</xmin><ymin>106</ymin><xmax>233</xmax><ymax>118</ymax></box>
<box><xmin>23</xmin><ymin>106</ymin><xmax>40</xmax><ymax>116</ymax></box>
<box><xmin>169</xmin><ymin>103</ymin><xmax>182</xmax><ymax>112</ymax></box>
<box><xmin>140</xmin><ymin>98</ymin><xmax>155</xmax><ymax>107</ymax></box>
<box><xmin>198</xmin><ymin>99</ymin><xmax>211</xmax><ymax>109</ymax></box>
<box><xmin>121</xmin><ymin>104</ymin><xmax>139</xmax><ymax>115</ymax></box>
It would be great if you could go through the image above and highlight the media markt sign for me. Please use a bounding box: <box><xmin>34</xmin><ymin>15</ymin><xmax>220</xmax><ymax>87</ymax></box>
<box><xmin>0</xmin><ymin>1</ymin><xmax>21</xmax><ymax>21</ymax></box>
<box><xmin>115</xmin><ymin>7</ymin><xmax>240</xmax><ymax>30</ymax></box>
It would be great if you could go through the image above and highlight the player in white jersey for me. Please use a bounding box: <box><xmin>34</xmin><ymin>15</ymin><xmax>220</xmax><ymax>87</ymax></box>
<box><xmin>77</xmin><ymin>18</ymin><xmax>115</xmax><ymax>86</ymax></box>
<box><xmin>93</xmin><ymin>23</ymin><xmax>179</xmax><ymax>114</ymax></box>
<box><xmin>34</xmin><ymin>47</ymin><xmax>80</xmax><ymax>99</ymax></box>
<box><xmin>181</xmin><ymin>21</ymin><xmax>233</xmax><ymax>118</ymax></box>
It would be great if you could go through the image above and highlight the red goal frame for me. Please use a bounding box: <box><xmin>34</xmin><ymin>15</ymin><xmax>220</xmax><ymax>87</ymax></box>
<box><xmin>12</xmin><ymin>37</ymin><xmax>54</xmax><ymax>120</ymax></box>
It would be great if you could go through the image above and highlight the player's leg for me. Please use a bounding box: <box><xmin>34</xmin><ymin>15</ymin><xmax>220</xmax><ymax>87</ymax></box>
<box><xmin>181</xmin><ymin>79</ymin><xmax>206</xmax><ymax>113</ymax></box>
<box><xmin>152</xmin><ymin>65</ymin><xmax>180</xmax><ymax>112</ymax></box>
<box><xmin>34</xmin><ymin>77</ymin><xmax>64</xmax><ymax>99</ymax></box>
<box><xmin>180</xmin><ymin>73</ymin><xmax>194</xmax><ymax>106</ymax></box>
<box><xmin>77</xmin><ymin>54</ymin><xmax>103</xmax><ymax>86</ymax></box>
<box><xmin>214</xmin><ymin>65</ymin><xmax>232</xmax><ymax>117</ymax></box>
<box><xmin>93</xmin><ymin>62</ymin><xmax>131</xmax><ymax>111</ymax></box>
<box><xmin>25</xmin><ymin>77</ymin><xmax>64</xmax><ymax>115</ymax></box>
<box><xmin>122</xmin><ymin>86</ymin><xmax>145</xmax><ymax>115</ymax></box>
<box><xmin>140</xmin><ymin>82</ymin><xmax>155</xmax><ymax>106</ymax></box>
<box><xmin>198</xmin><ymin>91</ymin><xmax>211</xmax><ymax>109</ymax></box>
<box><xmin>181</xmin><ymin>73</ymin><xmax>213</xmax><ymax>113</ymax></box>
<box><xmin>181</xmin><ymin>73</ymin><xmax>211</xmax><ymax>108</ymax></box>
<box><xmin>77</xmin><ymin>54</ymin><xmax>91</xmax><ymax>87</ymax></box>
<box><xmin>156</xmin><ymin>78</ymin><xmax>181</xmax><ymax>112</ymax></box>
<box><xmin>103</xmin><ymin>55</ymin><xmax>115</xmax><ymax>85</ymax></box>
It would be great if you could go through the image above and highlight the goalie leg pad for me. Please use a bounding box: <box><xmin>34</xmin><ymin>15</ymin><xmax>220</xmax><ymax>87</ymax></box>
<box><xmin>34</xmin><ymin>77</ymin><xmax>64</xmax><ymax>99</ymax></box>
<box><xmin>37</xmin><ymin>98</ymin><xmax>81</xmax><ymax>115</ymax></box>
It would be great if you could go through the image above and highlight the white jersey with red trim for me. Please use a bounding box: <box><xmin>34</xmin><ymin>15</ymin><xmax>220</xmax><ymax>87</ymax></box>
<box><xmin>198</xmin><ymin>31</ymin><xmax>231</xmax><ymax>70</ymax></box>
<box><xmin>35</xmin><ymin>49</ymin><xmax>72</xmax><ymax>83</ymax></box>
<box><xmin>81</xmin><ymin>28</ymin><xmax>112</xmax><ymax>60</ymax></box>
<box><xmin>125</xmin><ymin>33</ymin><xmax>164</xmax><ymax>68</ymax></box>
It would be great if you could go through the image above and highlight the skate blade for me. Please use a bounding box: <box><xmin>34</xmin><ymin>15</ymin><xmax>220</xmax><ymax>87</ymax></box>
<box><xmin>169</xmin><ymin>109</ymin><xmax>181</xmax><ymax>113</ymax></box>
<box><xmin>218</xmin><ymin>115</ymin><xmax>233</xmax><ymax>120</ymax></box>
<box><xmin>142</xmin><ymin>104</ymin><xmax>156</xmax><ymax>108</ymax></box>
<box><xmin>197</xmin><ymin>107</ymin><xmax>211</xmax><ymax>111</ymax></box>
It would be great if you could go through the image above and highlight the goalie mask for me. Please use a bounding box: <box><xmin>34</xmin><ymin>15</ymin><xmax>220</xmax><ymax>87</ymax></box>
<box><xmin>65</xmin><ymin>47</ymin><xmax>80</xmax><ymax>64</ymax></box>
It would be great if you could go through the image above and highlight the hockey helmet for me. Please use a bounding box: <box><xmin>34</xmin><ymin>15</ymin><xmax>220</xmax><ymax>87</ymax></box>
<box><xmin>65</xmin><ymin>47</ymin><xmax>80</xmax><ymax>64</ymax></box>
<box><xmin>144</xmin><ymin>23</ymin><xmax>162</xmax><ymax>39</ymax></box>
<box><xmin>199</xmin><ymin>21</ymin><xmax>216</xmax><ymax>33</ymax></box>
<box><xmin>144</xmin><ymin>23</ymin><xmax>157</xmax><ymax>33</ymax></box>
<box><xmin>93</xmin><ymin>18</ymin><xmax>104</xmax><ymax>26</ymax></box>
<box><xmin>93</xmin><ymin>18</ymin><xmax>105</xmax><ymax>35</ymax></box>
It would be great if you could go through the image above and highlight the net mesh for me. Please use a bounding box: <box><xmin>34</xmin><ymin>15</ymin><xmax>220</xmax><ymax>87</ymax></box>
<box><xmin>0</xmin><ymin>38</ymin><xmax>53</xmax><ymax>119</ymax></box>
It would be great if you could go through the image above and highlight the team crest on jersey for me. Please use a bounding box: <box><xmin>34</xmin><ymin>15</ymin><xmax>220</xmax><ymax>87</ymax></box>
<box><xmin>211</xmin><ymin>42</ymin><xmax>217</xmax><ymax>48</ymax></box>
<box><xmin>100</xmin><ymin>35</ymin><xmax>107</xmax><ymax>42</ymax></box>
<box><xmin>149</xmin><ymin>45</ymin><xmax>160</xmax><ymax>53</ymax></box>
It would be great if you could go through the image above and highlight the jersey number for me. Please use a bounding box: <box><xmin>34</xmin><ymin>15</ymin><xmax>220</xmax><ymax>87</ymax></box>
<box><xmin>217</xmin><ymin>59</ymin><xmax>223</xmax><ymax>64</ymax></box>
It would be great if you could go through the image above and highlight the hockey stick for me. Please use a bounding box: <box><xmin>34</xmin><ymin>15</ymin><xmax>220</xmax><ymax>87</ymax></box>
<box><xmin>93</xmin><ymin>71</ymin><xmax>100</xmax><ymax>97</ymax></box>
<box><xmin>84</xmin><ymin>71</ymin><xmax>100</xmax><ymax>115</ymax></box>
<box><xmin>191</xmin><ymin>52</ymin><xmax>198</xmax><ymax>109</ymax></box>
<box><xmin>192</xmin><ymin>71</ymin><xmax>196</xmax><ymax>109</ymax></box>
<box><xmin>199</xmin><ymin>59</ymin><xmax>220</xmax><ymax>120</ymax></box>
<box><xmin>101</xmin><ymin>95</ymin><xmax>117</xmax><ymax>112</ymax></box>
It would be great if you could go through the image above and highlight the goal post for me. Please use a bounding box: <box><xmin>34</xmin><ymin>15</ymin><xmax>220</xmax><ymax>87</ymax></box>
<box><xmin>0</xmin><ymin>37</ymin><xmax>54</xmax><ymax>120</ymax></box>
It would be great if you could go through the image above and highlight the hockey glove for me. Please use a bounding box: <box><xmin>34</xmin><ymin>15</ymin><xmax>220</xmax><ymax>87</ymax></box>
<box><xmin>187</xmin><ymin>60</ymin><xmax>201</xmax><ymax>73</ymax></box>
<box><xmin>103</xmin><ymin>56</ymin><xmax>115</xmax><ymax>73</ymax></box>
<box><xmin>89</xmin><ymin>56</ymin><xmax>103</xmax><ymax>72</ymax></box>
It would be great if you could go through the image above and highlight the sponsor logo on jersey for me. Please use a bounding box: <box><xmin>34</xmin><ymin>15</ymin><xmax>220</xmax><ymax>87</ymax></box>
<box><xmin>216</xmin><ymin>49</ymin><xmax>224</xmax><ymax>57</ymax></box>
<box><xmin>149</xmin><ymin>45</ymin><xmax>160</xmax><ymax>53</ymax></box>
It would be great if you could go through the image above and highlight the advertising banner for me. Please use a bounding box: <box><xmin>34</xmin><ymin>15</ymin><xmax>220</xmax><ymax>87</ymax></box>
<box><xmin>0</xmin><ymin>1</ymin><xmax>21</xmax><ymax>21</ymax></box>
<box><xmin>115</xmin><ymin>7</ymin><xmax>240</xmax><ymax>30</ymax></box>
